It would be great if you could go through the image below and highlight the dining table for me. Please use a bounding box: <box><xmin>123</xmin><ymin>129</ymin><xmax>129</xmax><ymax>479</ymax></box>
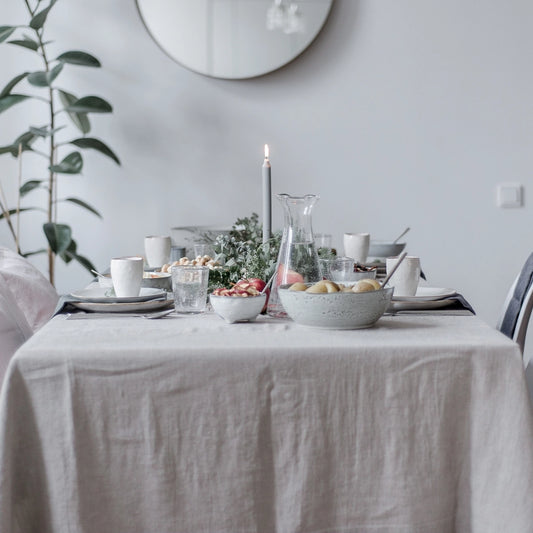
<box><xmin>1</xmin><ymin>303</ymin><xmax>532</xmax><ymax>533</ymax></box>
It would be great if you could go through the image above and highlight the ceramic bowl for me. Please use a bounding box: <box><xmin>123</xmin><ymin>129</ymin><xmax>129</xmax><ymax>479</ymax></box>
<box><xmin>368</xmin><ymin>241</ymin><xmax>406</xmax><ymax>258</ymax></box>
<box><xmin>278</xmin><ymin>284</ymin><xmax>393</xmax><ymax>329</ymax></box>
<box><xmin>210</xmin><ymin>293</ymin><xmax>267</xmax><ymax>324</ymax></box>
<box><xmin>141</xmin><ymin>271</ymin><xmax>172</xmax><ymax>291</ymax></box>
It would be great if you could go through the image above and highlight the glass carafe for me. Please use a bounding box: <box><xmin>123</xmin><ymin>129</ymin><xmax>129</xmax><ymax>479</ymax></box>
<box><xmin>267</xmin><ymin>194</ymin><xmax>321</xmax><ymax>317</ymax></box>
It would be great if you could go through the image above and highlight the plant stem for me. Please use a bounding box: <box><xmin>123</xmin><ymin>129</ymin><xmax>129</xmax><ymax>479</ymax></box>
<box><xmin>16</xmin><ymin>143</ymin><xmax>22</xmax><ymax>253</ymax></box>
<box><xmin>33</xmin><ymin>25</ymin><xmax>56</xmax><ymax>286</ymax></box>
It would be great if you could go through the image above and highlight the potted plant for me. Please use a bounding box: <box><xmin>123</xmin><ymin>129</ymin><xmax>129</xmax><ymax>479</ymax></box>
<box><xmin>0</xmin><ymin>0</ymin><xmax>120</xmax><ymax>286</ymax></box>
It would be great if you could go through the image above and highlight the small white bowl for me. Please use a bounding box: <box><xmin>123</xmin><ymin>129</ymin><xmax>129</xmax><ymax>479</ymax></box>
<box><xmin>278</xmin><ymin>284</ymin><xmax>393</xmax><ymax>329</ymax></box>
<box><xmin>210</xmin><ymin>293</ymin><xmax>267</xmax><ymax>324</ymax></box>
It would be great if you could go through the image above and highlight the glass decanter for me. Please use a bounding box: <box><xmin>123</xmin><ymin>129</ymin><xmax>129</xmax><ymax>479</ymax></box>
<box><xmin>267</xmin><ymin>194</ymin><xmax>321</xmax><ymax>317</ymax></box>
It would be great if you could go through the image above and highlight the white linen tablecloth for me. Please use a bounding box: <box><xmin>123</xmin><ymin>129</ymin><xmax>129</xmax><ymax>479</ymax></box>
<box><xmin>1</xmin><ymin>312</ymin><xmax>532</xmax><ymax>533</ymax></box>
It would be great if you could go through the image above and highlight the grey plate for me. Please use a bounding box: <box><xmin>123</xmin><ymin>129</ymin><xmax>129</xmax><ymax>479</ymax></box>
<box><xmin>70</xmin><ymin>287</ymin><xmax>166</xmax><ymax>303</ymax></box>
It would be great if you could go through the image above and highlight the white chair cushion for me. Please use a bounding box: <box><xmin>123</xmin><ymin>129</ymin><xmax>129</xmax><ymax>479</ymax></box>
<box><xmin>0</xmin><ymin>248</ymin><xmax>58</xmax><ymax>332</ymax></box>
<box><xmin>0</xmin><ymin>273</ymin><xmax>32</xmax><ymax>385</ymax></box>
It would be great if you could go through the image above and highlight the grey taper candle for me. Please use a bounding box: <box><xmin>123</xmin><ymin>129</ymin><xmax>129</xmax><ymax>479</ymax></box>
<box><xmin>262</xmin><ymin>144</ymin><xmax>272</xmax><ymax>244</ymax></box>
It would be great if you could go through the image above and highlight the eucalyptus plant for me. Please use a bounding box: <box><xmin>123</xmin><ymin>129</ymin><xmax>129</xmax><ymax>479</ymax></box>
<box><xmin>0</xmin><ymin>0</ymin><xmax>120</xmax><ymax>286</ymax></box>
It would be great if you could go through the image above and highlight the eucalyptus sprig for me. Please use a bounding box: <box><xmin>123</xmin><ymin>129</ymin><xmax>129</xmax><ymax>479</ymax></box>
<box><xmin>203</xmin><ymin>213</ymin><xmax>281</xmax><ymax>291</ymax></box>
<box><xmin>0</xmin><ymin>0</ymin><xmax>120</xmax><ymax>285</ymax></box>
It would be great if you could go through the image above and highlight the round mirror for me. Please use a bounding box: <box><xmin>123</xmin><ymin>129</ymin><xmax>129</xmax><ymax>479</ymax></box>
<box><xmin>136</xmin><ymin>0</ymin><xmax>333</xmax><ymax>80</ymax></box>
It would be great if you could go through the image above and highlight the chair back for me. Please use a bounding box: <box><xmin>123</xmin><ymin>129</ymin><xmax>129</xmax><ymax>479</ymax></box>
<box><xmin>498</xmin><ymin>252</ymin><xmax>533</xmax><ymax>363</ymax></box>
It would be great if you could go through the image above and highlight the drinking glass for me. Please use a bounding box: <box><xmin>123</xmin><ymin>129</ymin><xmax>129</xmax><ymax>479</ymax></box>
<box><xmin>171</xmin><ymin>266</ymin><xmax>210</xmax><ymax>313</ymax></box>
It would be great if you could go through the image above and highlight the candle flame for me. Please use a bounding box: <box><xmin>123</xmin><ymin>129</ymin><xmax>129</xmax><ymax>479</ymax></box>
<box><xmin>264</xmin><ymin>144</ymin><xmax>269</xmax><ymax>159</ymax></box>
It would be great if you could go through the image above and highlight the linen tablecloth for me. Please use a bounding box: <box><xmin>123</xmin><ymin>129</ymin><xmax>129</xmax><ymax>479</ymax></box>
<box><xmin>1</xmin><ymin>313</ymin><xmax>532</xmax><ymax>533</ymax></box>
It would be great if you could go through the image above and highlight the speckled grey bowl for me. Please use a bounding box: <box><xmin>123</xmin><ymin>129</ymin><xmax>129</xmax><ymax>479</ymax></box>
<box><xmin>368</xmin><ymin>241</ymin><xmax>406</xmax><ymax>258</ymax></box>
<box><xmin>278</xmin><ymin>284</ymin><xmax>393</xmax><ymax>329</ymax></box>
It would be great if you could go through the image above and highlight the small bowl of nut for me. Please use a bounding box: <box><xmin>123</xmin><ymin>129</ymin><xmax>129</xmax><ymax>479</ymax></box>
<box><xmin>141</xmin><ymin>271</ymin><xmax>172</xmax><ymax>291</ymax></box>
<box><xmin>209</xmin><ymin>280</ymin><xmax>267</xmax><ymax>324</ymax></box>
<box><xmin>278</xmin><ymin>279</ymin><xmax>393</xmax><ymax>329</ymax></box>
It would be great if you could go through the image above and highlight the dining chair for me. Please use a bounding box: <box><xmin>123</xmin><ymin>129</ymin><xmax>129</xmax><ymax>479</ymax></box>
<box><xmin>0</xmin><ymin>273</ymin><xmax>33</xmax><ymax>386</ymax></box>
<box><xmin>0</xmin><ymin>247</ymin><xmax>58</xmax><ymax>331</ymax></box>
<box><xmin>497</xmin><ymin>252</ymin><xmax>533</xmax><ymax>364</ymax></box>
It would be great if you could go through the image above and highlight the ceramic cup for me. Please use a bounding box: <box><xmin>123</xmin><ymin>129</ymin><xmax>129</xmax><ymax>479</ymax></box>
<box><xmin>110</xmin><ymin>256</ymin><xmax>144</xmax><ymax>297</ymax></box>
<box><xmin>144</xmin><ymin>235</ymin><xmax>171</xmax><ymax>268</ymax></box>
<box><xmin>386</xmin><ymin>255</ymin><xmax>421</xmax><ymax>297</ymax></box>
<box><xmin>343</xmin><ymin>233</ymin><xmax>370</xmax><ymax>264</ymax></box>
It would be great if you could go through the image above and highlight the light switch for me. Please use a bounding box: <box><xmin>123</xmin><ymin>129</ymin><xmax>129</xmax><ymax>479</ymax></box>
<box><xmin>496</xmin><ymin>183</ymin><xmax>523</xmax><ymax>208</ymax></box>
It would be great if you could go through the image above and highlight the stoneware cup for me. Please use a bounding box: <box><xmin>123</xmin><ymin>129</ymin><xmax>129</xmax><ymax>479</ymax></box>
<box><xmin>386</xmin><ymin>255</ymin><xmax>421</xmax><ymax>297</ymax></box>
<box><xmin>343</xmin><ymin>233</ymin><xmax>370</xmax><ymax>264</ymax></box>
<box><xmin>110</xmin><ymin>256</ymin><xmax>144</xmax><ymax>297</ymax></box>
<box><xmin>144</xmin><ymin>235</ymin><xmax>171</xmax><ymax>269</ymax></box>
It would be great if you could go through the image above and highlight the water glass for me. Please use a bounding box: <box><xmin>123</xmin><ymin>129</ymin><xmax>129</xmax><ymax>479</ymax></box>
<box><xmin>171</xmin><ymin>265</ymin><xmax>210</xmax><ymax>313</ymax></box>
<box><xmin>329</xmin><ymin>257</ymin><xmax>356</xmax><ymax>282</ymax></box>
<box><xmin>193</xmin><ymin>243</ymin><xmax>215</xmax><ymax>258</ymax></box>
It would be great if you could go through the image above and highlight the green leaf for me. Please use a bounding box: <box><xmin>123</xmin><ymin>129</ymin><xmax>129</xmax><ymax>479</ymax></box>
<box><xmin>0</xmin><ymin>130</ymin><xmax>37</xmax><ymax>157</ymax></box>
<box><xmin>22</xmin><ymin>248</ymin><xmax>47</xmax><ymax>257</ymax></box>
<box><xmin>20</xmin><ymin>180</ymin><xmax>43</xmax><ymax>197</ymax></box>
<box><xmin>30</xmin><ymin>125</ymin><xmax>65</xmax><ymax>137</ymax></box>
<box><xmin>58</xmin><ymin>90</ymin><xmax>90</xmax><ymax>134</ymax></box>
<box><xmin>56</xmin><ymin>51</ymin><xmax>101</xmax><ymax>67</ymax></box>
<box><xmin>0</xmin><ymin>26</ymin><xmax>16</xmax><ymax>43</ymax></box>
<box><xmin>49</xmin><ymin>151</ymin><xmax>83</xmax><ymax>174</ymax></box>
<box><xmin>0</xmin><ymin>94</ymin><xmax>30</xmax><ymax>114</ymax></box>
<box><xmin>0</xmin><ymin>72</ymin><xmax>29</xmax><ymax>98</ymax></box>
<box><xmin>27</xmin><ymin>62</ymin><xmax>63</xmax><ymax>87</ymax></box>
<box><xmin>30</xmin><ymin>0</ymin><xmax>57</xmax><ymax>30</ymax></box>
<box><xmin>60</xmin><ymin>239</ymin><xmax>97</xmax><ymax>273</ymax></box>
<box><xmin>61</xmin><ymin>197</ymin><xmax>102</xmax><ymax>218</ymax></box>
<box><xmin>0</xmin><ymin>207</ymin><xmax>36</xmax><ymax>220</ymax></box>
<box><xmin>43</xmin><ymin>222</ymin><xmax>71</xmax><ymax>254</ymax></box>
<box><xmin>67</xmin><ymin>96</ymin><xmax>112</xmax><ymax>114</ymax></box>
<box><xmin>8</xmin><ymin>38</ymin><xmax>39</xmax><ymax>51</ymax></box>
<box><xmin>69</xmin><ymin>137</ymin><xmax>120</xmax><ymax>165</ymax></box>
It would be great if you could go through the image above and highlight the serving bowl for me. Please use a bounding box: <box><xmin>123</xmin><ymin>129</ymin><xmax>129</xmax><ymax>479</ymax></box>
<box><xmin>210</xmin><ymin>293</ymin><xmax>267</xmax><ymax>324</ymax></box>
<box><xmin>368</xmin><ymin>241</ymin><xmax>406</xmax><ymax>258</ymax></box>
<box><xmin>278</xmin><ymin>283</ymin><xmax>393</xmax><ymax>329</ymax></box>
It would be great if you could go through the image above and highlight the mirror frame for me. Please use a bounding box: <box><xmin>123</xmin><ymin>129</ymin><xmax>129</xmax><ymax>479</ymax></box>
<box><xmin>135</xmin><ymin>0</ymin><xmax>334</xmax><ymax>80</ymax></box>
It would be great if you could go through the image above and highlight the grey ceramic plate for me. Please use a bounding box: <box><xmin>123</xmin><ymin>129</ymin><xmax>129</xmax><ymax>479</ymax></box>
<box><xmin>70</xmin><ymin>297</ymin><xmax>173</xmax><ymax>313</ymax></box>
<box><xmin>70</xmin><ymin>287</ymin><xmax>166</xmax><ymax>303</ymax></box>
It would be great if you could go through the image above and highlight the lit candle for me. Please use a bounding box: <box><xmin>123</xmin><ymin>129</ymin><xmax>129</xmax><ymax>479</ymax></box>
<box><xmin>262</xmin><ymin>144</ymin><xmax>272</xmax><ymax>244</ymax></box>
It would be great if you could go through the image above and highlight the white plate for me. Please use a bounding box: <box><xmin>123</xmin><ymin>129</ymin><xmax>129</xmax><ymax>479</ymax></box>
<box><xmin>389</xmin><ymin>299</ymin><xmax>456</xmax><ymax>311</ymax></box>
<box><xmin>70</xmin><ymin>287</ymin><xmax>166</xmax><ymax>303</ymax></box>
<box><xmin>392</xmin><ymin>287</ymin><xmax>457</xmax><ymax>302</ymax></box>
<box><xmin>70</xmin><ymin>297</ymin><xmax>174</xmax><ymax>313</ymax></box>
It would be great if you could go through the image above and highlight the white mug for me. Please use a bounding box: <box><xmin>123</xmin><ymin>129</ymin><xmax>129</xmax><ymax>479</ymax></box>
<box><xmin>110</xmin><ymin>256</ymin><xmax>144</xmax><ymax>297</ymax></box>
<box><xmin>386</xmin><ymin>255</ymin><xmax>421</xmax><ymax>297</ymax></box>
<box><xmin>144</xmin><ymin>235</ymin><xmax>171</xmax><ymax>268</ymax></box>
<box><xmin>343</xmin><ymin>233</ymin><xmax>370</xmax><ymax>264</ymax></box>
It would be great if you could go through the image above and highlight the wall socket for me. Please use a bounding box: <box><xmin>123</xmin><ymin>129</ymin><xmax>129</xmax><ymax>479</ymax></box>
<box><xmin>496</xmin><ymin>183</ymin><xmax>524</xmax><ymax>208</ymax></box>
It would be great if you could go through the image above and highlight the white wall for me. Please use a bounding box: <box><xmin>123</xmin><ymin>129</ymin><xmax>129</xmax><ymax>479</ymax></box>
<box><xmin>1</xmin><ymin>1</ymin><xmax>532</xmax><ymax>340</ymax></box>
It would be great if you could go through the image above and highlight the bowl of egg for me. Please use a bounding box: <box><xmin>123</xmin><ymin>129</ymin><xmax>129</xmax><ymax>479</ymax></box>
<box><xmin>278</xmin><ymin>279</ymin><xmax>393</xmax><ymax>329</ymax></box>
